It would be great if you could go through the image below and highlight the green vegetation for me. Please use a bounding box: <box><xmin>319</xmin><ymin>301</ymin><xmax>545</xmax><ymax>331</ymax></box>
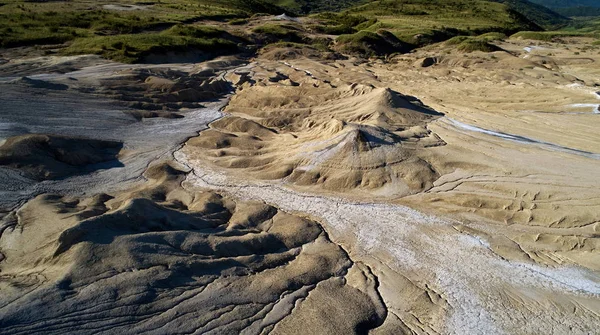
<box><xmin>1</xmin><ymin>0</ymin><xmax>598</xmax><ymax>62</ymax></box>
<box><xmin>456</xmin><ymin>39</ymin><xmax>501</xmax><ymax>52</ymax></box>
<box><xmin>252</xmin><ymin>23</ymin><xmax>336</xmax><ymax>52</ymax></box>
<box><xmin>63</xmin><ymin>25</ymin><xmax>238</xmax><ymax>63</ymax></box>
<box><xmin>336</xmin><ymin>29</ymin><xmax>409</xmax><ymax>57</ymax></box>
<box><xmin>529</xmin><ymin>0</ymin><xmax>600</xmax><ymax>17</ymax></box>
<box><xmin>262</xmin><ymin>40</ymin><xmax>330</xmax><ymax>52</ymax></box>
<box><xmin>228</xmin><ymin>18</ymin><xmax>249</xmax><ymax>25</ymax></box>
<box><xmin>561</xmin><ymin>17</ymin><xmax>600</xmax><ymax>35</ymax></box>
<box><xmin>530</xmin><ymin>0</ymin><xmax>600</xmax><ymax>7</ymax></box>
<box><xmin>511</xmin><ymin>29</ymin><xmax>599</xmax><ymax>41</ymax></box>
<box><xmin>0</xmin><ymin>0</ymin><xmax>282</xmax><ymax>49</ymax></box>
<box><xmin>555</xmin><ymin>7</ymin><xmax>600</xmax><ymax>17</ymax></box>
<box><xmin>445</xmin><ymin>36</ymin><xmax>470</xmax><ymax>45</ymax></box>
<box><xmin>511</xmin><ymin>31</ymin><xmax>558</xmax><ymax>40</ymax></box>
<box><xmin>489</xmin><ymin>0</ymin><xmax>567</xmax><ymax>28</ymax></box>
<box><xmin>311</xmin><ymin>12</ymin><xmax>376</xmax><ymax>35</ymax></box>
<box><xmin>445</xmin><ymin>33</ymin><xmax>503</xmax><ymax>52</ymax></box>
<box><xmin>0</xmin><ymin>8</ymin><xmax>163</xmax><ymax>48</ymax></box>
<box><xmin>252</xmin><ymin>24</ymin><xmax>304</xmax><ymax>42</ymax></box>
<box><xmin>508</xmin><ymin>15</ymin><xmax>599</xmax><ymax>42</ymax></box>
<box><xmin>266</xmin><ymin>0</ymin><xmax>365</xmax><ymax>15</ymax></box>
<box><xmin>338</xmin><ymin>0</ymin><xmax>544</xmax><ymax>48</ymax></box>
<box><xmin>477</xmin><ymin>32</ymin><xmax>508</xmax><ymax>41</ymax></box>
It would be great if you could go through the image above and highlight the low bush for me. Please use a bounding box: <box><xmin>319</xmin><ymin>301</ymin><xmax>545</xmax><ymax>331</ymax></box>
<box><xmin>336</xmin><ymin>29</ymin><xmax>410</xmax><ymax>57</ymax></box>
<box><xmin>456</xmin><ymin>39</ymin><xmax>500</xmax><ymax>52</ymax></box>
<box><xmin>252</xmin><ymin>24</ymin><xmax>304</xmax><ymax>43</ymax></box>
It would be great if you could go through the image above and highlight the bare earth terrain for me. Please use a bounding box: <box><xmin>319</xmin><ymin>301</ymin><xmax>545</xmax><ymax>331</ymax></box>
<box><xmin>1</xmin><ymin>23</ymin><xmax>599</xmax><ymax>334</ymax></box>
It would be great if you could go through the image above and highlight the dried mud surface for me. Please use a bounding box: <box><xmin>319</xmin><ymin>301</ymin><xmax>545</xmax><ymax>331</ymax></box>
<box><xmin>1</xmin><ymin>36</ymin><xmax>600</xmax><ymax>334</ymax></box>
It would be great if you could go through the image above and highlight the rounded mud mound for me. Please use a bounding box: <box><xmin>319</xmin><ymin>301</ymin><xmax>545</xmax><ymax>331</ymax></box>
<box><xmin>0</xmin><ymin>134</ymin><xmax>123</xmax><ymax>180</ymax></box>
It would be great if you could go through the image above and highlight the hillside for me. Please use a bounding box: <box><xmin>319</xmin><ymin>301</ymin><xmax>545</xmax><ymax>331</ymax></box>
<box><xmin>530</xmin><ymin>0</ymin><xmax>600</xmax><ymax>17</ymax></box>
<box><xmin>266</xmin><ymin>0</ymin><xmax>366</xmax><ymax>14</ymax></box>
<box><xmin>0</xmin><ymin>0</ymin><xmax>577</xmax><ymax>62</ymax></box>
<box><xmin>273</xmin><ymin>0</ymin><xmax>567</xmax><ymax>28</ymax></box>
<box><xmin>530</xmin><ymin>0</ymin><xmax>600</xmax><ymax>8</ymax></box>
<box><xmin>491</xmin><ymin>0</ymin><xmax>568</xmax><ymax>27</ymax></box>
<box><xmin>338</xmin><ymin>0</ymin><xmax>544</xmax><ymax>47</ymax></box>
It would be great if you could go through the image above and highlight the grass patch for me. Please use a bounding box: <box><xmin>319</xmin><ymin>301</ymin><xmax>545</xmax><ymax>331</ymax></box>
<box><xmin>252</xmin><ymin>23</ymin><xmax>304</xmax><ymax>42</ymax></box>
<box><xmin>267</xmin><ymin>0</ymin><xmax>365</xmax><ymax>15</ymax></box>
<box><xmin>510</xmin><ymin>30</ymin><xmax>597</xmax><ymax>41</ymax></box>
<box><xmin>336</xmin><ymin>29</ymin><xmax>409</xmax><ymax>57</ymax></box>
<box><xmin>0</xmin><ymin>6</ymin><xmax>176</xmax><ymax>48</ymax></box>
<box><xmin>477</xmin><ymin>32</ymin><xmax>507</xmax><ymax>41</ymax></box>
<box><xmin>446</xmin><ymin>34</ymin><xmax>503</xmax><ymax>52</ymax></box>
<box><xmin>0</xmin><ymin>0</ymin><xmax>282</xmax><ymax>49</ymax></box>
<box><xmin>311</xmin><ymin>12</ymin><xmax>377</xmax><ymax>35</ymax></box>
<box><xmin>62</xmin><ymin>27</ymin><xmax>238</xmax><ymax>63</ymax></box>
<box><xmin>510</xmin><ymin>31</ymin><xmax>557</xmax><ymax>41</ymax></box>
<box><xmin>313</xmin><ymin>24</ymin><xmax>356</xmax><ymax>35</ymax></box>
<box><xmin>456</xmin><ymin>39</ymin><xmax>501</xmax><ymax>52</ymax></box>
<box><xmin>445</xmin><ymin>36</ymin><xmax>470</xmax><ymax>45</ymax></box>
<box><xmin>228</xmin><ymin>18</ymin><xmax>248</xmax><ymax>25</ymax></box>
<box><xmin>0</xmin><ymin>28</ymin><xmax>79</xmax><ymax>48</ymax></box>
<box><xmin>165</xmin><ymin>24</ymin><xmax>229</xmax><ymax>39</ymax></box>
<box><xmin>336</xmin><ymin>0</ymin><xmax>546</xmax><ymax>48</ymax></box>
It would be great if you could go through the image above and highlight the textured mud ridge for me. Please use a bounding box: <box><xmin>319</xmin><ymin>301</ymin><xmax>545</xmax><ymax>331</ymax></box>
<box><xmin>186</xmin><ymin>61</ymin><xmax>446</xmax><ymax>198</ymax></box>
<box><xmin>0</xmin><ymin>163</ymin><xmax>387</xmax><ymax>334</ymax></box>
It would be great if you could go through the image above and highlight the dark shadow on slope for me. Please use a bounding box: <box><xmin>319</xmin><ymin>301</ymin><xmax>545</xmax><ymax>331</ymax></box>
<box><xmin>0</xmin><ymin>134</ymin><xmax>124</xmax><ymax>181</ymax></box>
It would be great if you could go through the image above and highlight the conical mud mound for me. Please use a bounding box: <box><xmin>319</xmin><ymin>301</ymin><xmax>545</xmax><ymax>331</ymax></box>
<box><xmin>184</xmin><ymin>65</ymin><xmax>445</xmax><ymax>197</ymax></box>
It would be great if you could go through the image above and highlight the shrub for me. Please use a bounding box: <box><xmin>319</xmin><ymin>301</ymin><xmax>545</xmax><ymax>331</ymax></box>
<box><xmin>511</xmin><ymin>31</ymin><xmax>555</xmax><ymax>41</ymax></box>
<box><xmin>336</xmin><ymin>30</ymin><xmax>409</xmax><ymax>57</ymax></box>
<box><xmin>228</xmin><ymin>18</ymin><xmax>248</xmax><ymax>25</ymax></box>
<box><xmin>477</xmin><ymin>32</ymin><xmax>507</xmax><ymax>41</ymax></box>
<box><xmin>166</xmin><ymin>25</ymin><xmax>225</xmax><ymax>38</ymax></box>
<box><xmin>456</xmin><ymin>39</ymin><xmax>500</xmax><ymax>52</ymax></box>
<box><xmin>445</xmin><ymin>36</ymin><xmax>469</xmax><ymax>45</ymax></box>
<box><xmin>252</xmin><ymin>24</ymin><xmax>304</xmax><ymax>42</ymax></box>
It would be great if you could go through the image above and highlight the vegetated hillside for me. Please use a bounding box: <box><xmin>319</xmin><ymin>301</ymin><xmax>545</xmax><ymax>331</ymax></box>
<box><xmin>554</xmin><ymin>7</ymin><xmax>600</xmax><ymax>17</ymax></box>
<box><xmin>529</xmin><ymin>0</ymin><xmax>600</xmax><ymax>17</ymax></box>
<box><xmin>268</xmin><ymin>0</ymin><xmax>568</xmax><ymax>24</ymax></box>
<box><xmin>266</xmin><ymin>0</ymin><xmax>366</xmax><ymax>14</ymax></box>
<box><xmin>340</xmin><ymin>0</ymin><xmax>543</xmax><ymax>46</ymax></box>
<box><xmin>530</xmin><ymin>0</ymin><xmax>600</xmax><ymax>8</ymax></box>
<box><xmin>490</xmin><ymin>0</ymin><xmax>569</xmax><ymax>27</ymax></box>
<box><xmin>0</xmin><ymin>0</ymin><xmax>285</xmax><ymax>58</ymax></box>
<box><xmin>0</xmin><ymin>0</ymin><xmax>579</xmax><ymax>62</ymax></box>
